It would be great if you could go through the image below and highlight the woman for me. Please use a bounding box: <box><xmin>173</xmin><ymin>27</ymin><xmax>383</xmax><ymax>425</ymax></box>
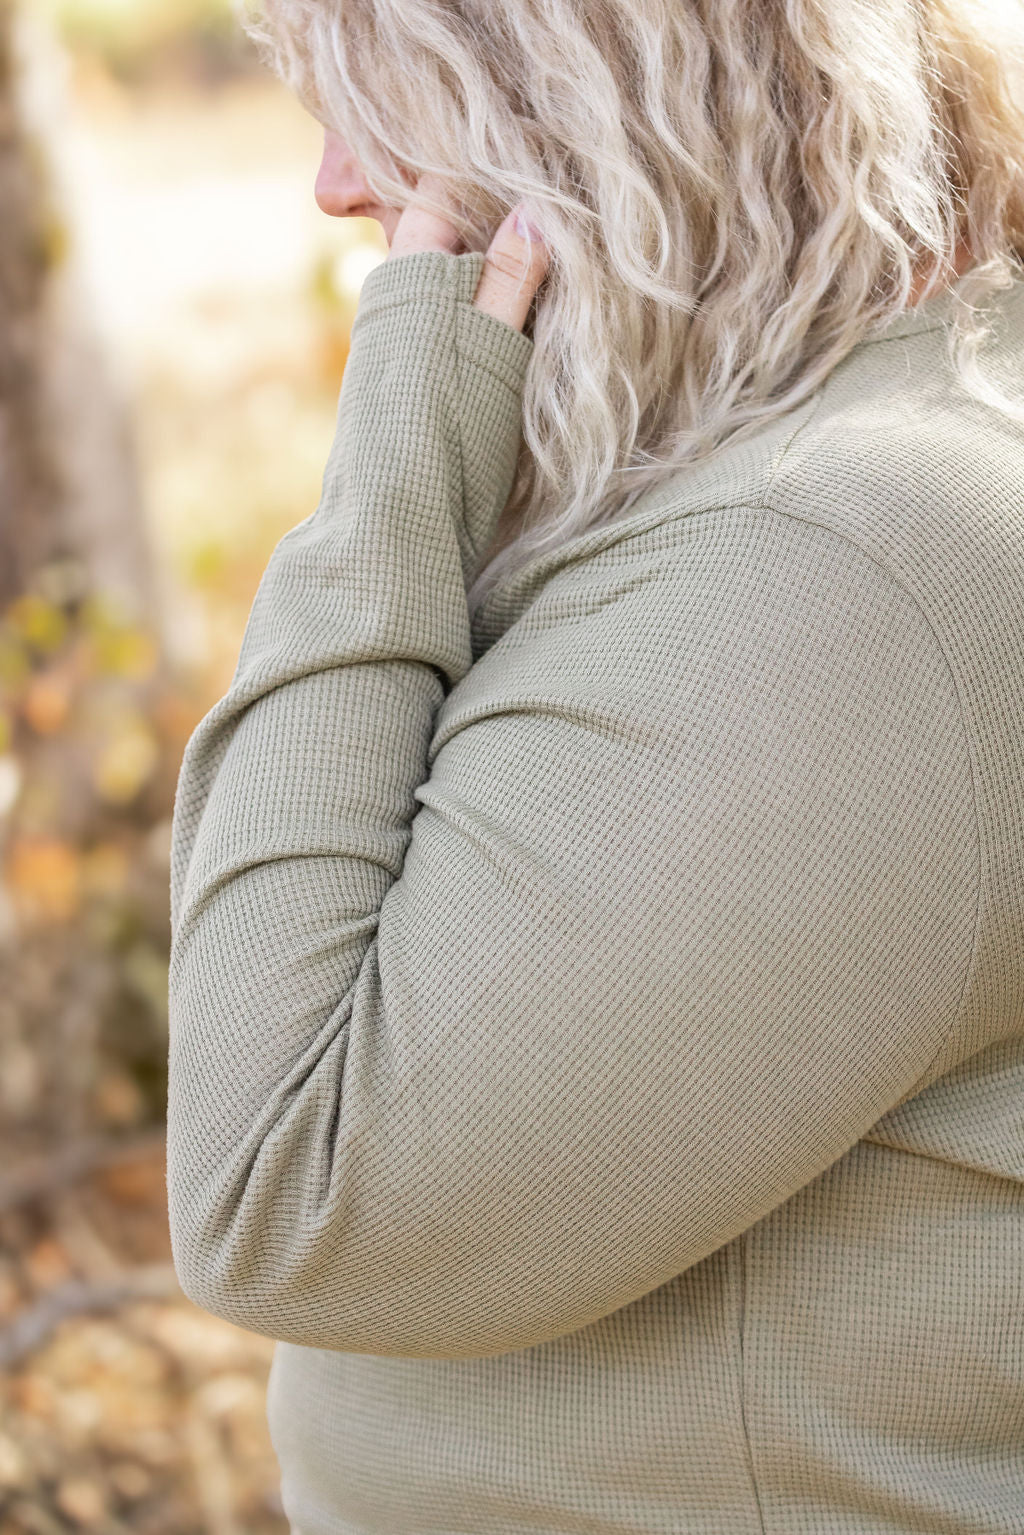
<box><xmin>166</xmin><ymin>0</ymin><xmax>1024</xmax><ymax>1531</ymax></box>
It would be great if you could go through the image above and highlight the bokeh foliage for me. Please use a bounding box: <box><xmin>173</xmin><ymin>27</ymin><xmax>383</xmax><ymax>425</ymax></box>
<box><xmin>0</xmin><ymin>561</ymin><xmax>191</xmax><ymax>1145</ymax></box>
<box><xmin>38</xmin><ymin>0</ymin><xmax>257</xmax><ymax>84</ymax></box>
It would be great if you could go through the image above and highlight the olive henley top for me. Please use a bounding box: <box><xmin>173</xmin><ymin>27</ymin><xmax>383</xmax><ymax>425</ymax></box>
<box><xmin>167</xmin><ymin>249</ymin><xmax>1024</xmax><ymax>1534</ymax></box>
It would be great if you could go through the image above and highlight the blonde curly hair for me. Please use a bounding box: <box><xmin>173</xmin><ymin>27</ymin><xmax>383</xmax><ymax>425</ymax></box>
<box><xmin>238</xmin><ymin>0</ymin><xmax>1024</xmax><ymax>617</ymax></box>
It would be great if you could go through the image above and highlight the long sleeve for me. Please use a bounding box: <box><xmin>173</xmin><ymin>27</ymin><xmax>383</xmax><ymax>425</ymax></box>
<box><xmin>166</xmin><ymin>247</ymin><xmax>980</xmax><ymax>1363</ymax></box>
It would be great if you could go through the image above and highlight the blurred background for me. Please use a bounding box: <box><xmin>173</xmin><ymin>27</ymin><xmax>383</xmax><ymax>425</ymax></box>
<box><xmin>0</xmin><ymin>2</ymin><xmax>386</xmax><ymax>1529</ymax></box>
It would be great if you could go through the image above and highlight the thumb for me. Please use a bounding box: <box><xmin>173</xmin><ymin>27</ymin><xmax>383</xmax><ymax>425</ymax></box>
<box><xmin>471</xmin><ymin>202</ymin><xmax>550</xmax><ymax>334</ymax></box>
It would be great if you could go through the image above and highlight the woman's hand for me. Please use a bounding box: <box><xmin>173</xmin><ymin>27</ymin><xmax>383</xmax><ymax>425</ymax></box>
<box><xmin>385</xmin><ymin>175</ymin><xmax>549</xmax><ymax>334</ymax></box>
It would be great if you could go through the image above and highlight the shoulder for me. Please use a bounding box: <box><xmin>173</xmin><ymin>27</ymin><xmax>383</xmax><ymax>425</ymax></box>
<box><xmin>475</xmin><ymin>309</ymin><xmax>1024</xmax><ymax>715</ymax></box>
<box><xmin>451</xmin><ymin>500</ymin><xmax>961</xmax><ymax>784</ymax></box>
<box><xmin>768</xmin><ymin>323</ymin><xmax>1024</xmax><ymax>569</ymax></box>
<box><xmin>478</xmin><ymin>310</ymin><xmax>1023</xmax><ymax>650</ymax></box>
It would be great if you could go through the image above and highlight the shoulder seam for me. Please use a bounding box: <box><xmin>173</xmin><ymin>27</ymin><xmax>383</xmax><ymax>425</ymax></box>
<box><xmin>749</xmin><ymin>376</ymin><xmax>982</xmax><ymax>1079</ymax></box>
<box><xmin>755</xmin><ymin>500</ymin><xmax>983</xmax><ymax>1089</ymax></box>
<box><xmin>753</xmin><ymin>382</ymin><xmax>829</xmax><ymax>512</ymax></box>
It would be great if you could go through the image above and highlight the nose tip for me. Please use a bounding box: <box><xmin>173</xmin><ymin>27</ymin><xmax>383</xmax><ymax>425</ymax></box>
<box><xmin>315</xmin><ymin>131</ymin><xmax>372</xmax><ymax>218</ymax></box>
<box><xmin>315</xmin><ymin>171</ymin><xmax>368</xmax><ymax>218</ymax></box>
<box><xmin>314</xmin><ymin>180</ymin><xmax>354</xmax><ymax>217</ymax></box>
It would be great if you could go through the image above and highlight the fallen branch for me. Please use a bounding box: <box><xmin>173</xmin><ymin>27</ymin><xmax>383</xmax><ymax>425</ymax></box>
<box><xmin>0</xmin><ymin>1127</ymin><xmax>166</xmax><ymax>1214</ymax></box>
<box><xmin>0</xmin><ymin>1261</ymin><xmax>181</xmax><ymax>1370</ymax></box>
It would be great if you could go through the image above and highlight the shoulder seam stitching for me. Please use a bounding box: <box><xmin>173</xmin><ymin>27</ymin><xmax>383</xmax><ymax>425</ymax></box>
<box><xmin>755</xmin><ymin>498</ymin><xmax>984</xmax><ymax>1088</ymax></box>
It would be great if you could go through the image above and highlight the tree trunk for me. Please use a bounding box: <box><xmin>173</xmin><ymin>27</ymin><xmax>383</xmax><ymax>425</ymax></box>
<box><xmin>0</xmin><ymin>0</ymin><xmax>151</xmax><ymax>614</ymax></box>
<box><xmin>0</xmin><ymin>3</ymin><xmax>172</xmax><ymax>1157</ymax></box>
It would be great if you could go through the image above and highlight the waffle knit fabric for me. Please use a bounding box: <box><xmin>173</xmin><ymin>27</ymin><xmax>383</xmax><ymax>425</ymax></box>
<box><xmin>167</xmin><ymin>249</ymin><xmax>1024</xmax><ymax>1535</ymax></box>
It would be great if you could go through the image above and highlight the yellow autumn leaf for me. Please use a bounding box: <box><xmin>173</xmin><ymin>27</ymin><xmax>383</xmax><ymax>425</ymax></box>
<box><xmin>6</xmin><ymin>595</ymin><xmax>68</xmax><ymax>655</ymax></box>
<box><xmin>79</xmin><ymin>594</ymin><xmax>159</xmax><ymax>681</ymax></box>
<box><xmin>97</xmin><ymin>626</ymin><xmax>159</xmax><ymax>681</ymax></box>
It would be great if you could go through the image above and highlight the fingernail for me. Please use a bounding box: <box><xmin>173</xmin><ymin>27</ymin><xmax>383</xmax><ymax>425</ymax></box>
<box><xmin>515</xmin><ymin>205</ymin><xmax>543</xmax><ymax>243</ymax></box>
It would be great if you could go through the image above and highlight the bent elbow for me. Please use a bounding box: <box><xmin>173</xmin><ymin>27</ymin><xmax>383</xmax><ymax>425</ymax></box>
<box><xmin>167</xmin><ymin>1187</ymin><xmax>313</xmax><ymax>1344</ymax></box>
<box><xmin>166</xmin><ymin>1178</ymin><xmax>257</xmax><ymax>1333</ymax></box>
<box><xmin>166</xmin><ymin>1157</ymin><xmax>375</xmax><ymax>1350</ymax></box>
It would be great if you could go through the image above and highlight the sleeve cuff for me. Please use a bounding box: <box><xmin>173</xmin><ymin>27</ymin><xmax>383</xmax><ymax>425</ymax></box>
<box><xmin>355</xmin><ymin>247</ymin><xmax>486</xmax><ymax>313</ymax></box>
<box><xmin>354</xmin><ymin>247</ymin><xmax>534</xmax><ymax>392</ymax></box>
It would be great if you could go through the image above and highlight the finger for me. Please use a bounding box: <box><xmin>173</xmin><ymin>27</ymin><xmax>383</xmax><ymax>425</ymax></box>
<box><xmin>472</xmin><ymin>203</ymin><xmax>550</xmax><ymax>333</ymax></box>
<box><xmin>386</xmin><ymin>173</ymin><xmax>465</xmax><ymax>261</ymax></box>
